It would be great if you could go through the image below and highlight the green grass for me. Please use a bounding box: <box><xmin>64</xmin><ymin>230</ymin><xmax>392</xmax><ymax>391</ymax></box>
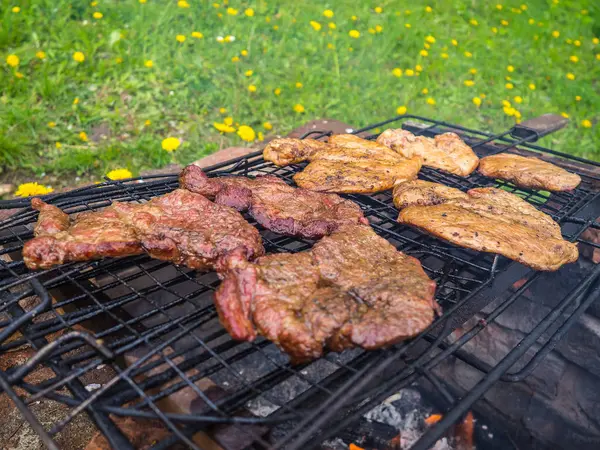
<box><xmin>1</xmin><ymin>0</ymin><xmax>599</xmax><ymax>189</ymax></box>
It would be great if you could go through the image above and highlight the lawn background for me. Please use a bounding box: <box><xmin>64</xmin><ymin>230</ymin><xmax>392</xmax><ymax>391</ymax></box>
<box><xmin>1</xmin><ymin>0</ymin><xmax>599</xmax><ymax>191</ymax></box>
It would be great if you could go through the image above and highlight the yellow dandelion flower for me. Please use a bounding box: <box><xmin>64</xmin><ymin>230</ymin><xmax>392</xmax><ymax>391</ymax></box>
<box><xmin>505</xmin><ymin>75</ymin><xmax>512</xmax><ymax>81</ymax></box>
<box><xmin>566</xmin><ymin>73</ymin><xmax>575</xmax><ymax>80</ymax></box>
<box><xmin>212</xmin><ymin>2</ymin><xmax>219</xmax><ymax>7</ymax></box>
<box><xmin>503</xmin><ymin>106</ymin><xmax>516</xmax><ymax>116</ymax></box>
<box><xmin>470</xmin><ymin>19</ymin><xmax>479</xmax><ymax>26</ymax></box>
<box><xmin>496</xmin><ymin>4</ymin><xmax>503</xmax><ymax>10</ymax></box>
<box><xmin>392</xmin><ymin>68</ymin><xmax>402</xmax><ymax>77</ymax></box>
<box><xmin>79</xmin><ymin>131</ymin><xmax>88</xmax><ymax>141</ymax></box>
<box><xmin>529</xmin><ymin>83</ymin><xmax>536</xmax><ymax>90</ymax></box>
<box><xmin>237</xmin><ymin>125</ymin><xmax>255</xmax><ymax>142</ymax></box>
<box><xmin>441</xmin><ymin>53</ymin><xmax>449</xmax><ymax>59</ymax></box>
<box><xmin>294</xmin><ymin>104</ymin><xmax>305</xmax><ymax>113</ymax></box>
<box><xmin>351</xmin><ymin>15</ymin><xmax>358</xmax><ymax>21</ymax></box>
<box><xmin>552</xmin><ymin>30</ymin><xmax>560</xmax><ymax>38</ymax></box>
<box><xmin>405</xmin><ymin>23</ymin><xmax>411</xmax><ymax>29</ymax></box>
<box><xmin>421</xmin><ymin>88</ymin><xmax>429</xmax><ymax>95</ymax></box>
<box><xmin>274</xmin><ymin>88</ymin><xmax>281</xmax><ymax>96</ymax></box>
<box><xmin>144</xmin><ymin>119</ymin><xmax>151</xmax><ymax>126</ymax></box>
<box><xmin>241</xmin><ymin>49</ymin><xmax>248</xmax><ymax>56</ymax></box>
<box><xmin>93</xmin><ymin>11</ymin><xmax>103</xmax><ymax>19</ymax></box>
<box><xmin>528</xmin><ymin>18</ymin><xmax>535</xmax><ymax>25</ymax></box>
<box><xmin>593</xmin><ymin>38</ymin><xmax>599</xmax><ymax>45</ymax></box>
<box><xmin>452</xmin><ymin>39</ymin><xmax>458</xmax><ymax>46</ymax></box>
<box><xmin>231</xmin><ymin>56</ymin><xmax>240</xmax><ymax>62</ymax></box>
<box><xmin>327</xmin><ymin>43</ymin><xmax>334</xmax><ymax>49</ymax></box>
<box><xmin>464</xmin><ymin>80</ymin><xmax>475</xmax><ymax>87</ymax></box>
<box><xmin>425</xmin><ymin>6</ymin><xmax>432</xmax><ymax>13</ymax></box>
<box><xmin>263</xmin><ymin>122</ymin><xmax>273</xmax><ymax>130</ymax></box>
<box><xmin>415</xmin><ymin>64</ymin><xmax>423</xmax><ymax>71</ymax></box>
<box><xmin>73</xmin><ymin>97</ymin><xmax>79</xmax><ymax>105</ymax></box>
<box><xmin>295</xmin><ymin>82</ymin><xmax>303</xmax><ymax>88</ymax></box>
<box><xmin>47</xmin><ymin>121</ymin><xmax>57</xmax><ymax>128</ymax></box>
<box><xmin>426</xmin><ymin>97</ymin><xmax>436</xmax><ymax>105</ymax></box>
<box><xmin>115</xmin><ymin>57</ymin><xmax>123</xmax><ymax>64</ymax></box>
<box><xmin>514</xmin><ymin>96</ymin><xmax>523</xmax><ymax>104</ymax></box>
<box><xmin>176</xmin><ymin>34</ymin><xmax>186</xmax><ymax>43</ymax></box>
<box><xmin>219</xmin><ymin>107</ymin><xmax>227</xmax><ymax>114</ymax></box>
<box><xmin>12</xmin><ymin>6</ymin><xmax>20</xmax><ymax>13</ymax></box>
<box><xmin>248</xmin><ymin>84</ymin><xmax>257</xmax><ymax>92</ymax></box>
<box><xmin>480</xmin><ymin>93</ymin><xmax>487</xmax><ymax>99</ymax></box>
<box><xmin>576</xmin><ymin>95</ymin><xmax>581</xmax><ymax>101</ymax></box>
<box><xmin>15</xmin><ymin>183</ymin><xmax>54</xmax><ymax>198</ymax></box>
<box><xmin>501</xmin><ymin>19</ymin><xmax>509</xmax><ymax>26</ymax></box>
<box><xmin>6</xmin><ymin>54</ymin><xmax>19</xmax><ymax>67</ymax></box>
<box><xmin>192</xmin><ymin>31</ymin><xmax>204</xmax><ymax>39</ymax></box>
<box><xmin>405</xmin><ymin>69</ymin><xmax>415</xmax><ymax>76</ymax></box>
<box><xmin>14</xmin><ymin>71</ymin><xmax>24</xmax><ymax>79</ymax></box>
<box><xmin>162</xmin><ymin>137</ymin><xmax>180</xmax><ymax>151</ymax></box>
<box><xmin>73</xmin><ymin>51</ymin><xmax>85</xmax><ymax>62</ymax></box>
<box><xmin>505</xmin><ymin>82</ymin><xmax>514</xmax><ymax>89</ymax></box>
<box><xmin>396</xmin><ymin>105</ymin><xmax>407</xmax><ymax>115</ymax></box>
<box><xmin>139</xmin><ymin>0</ymin><xmax>147</xmax><ymax>3</ymax></box>
<box><xmin>569</xmin><ymin>55</ymin><xmax>579</xmax><ymax>63</ymax></box>
<box><xmin>106</xmin><ymin>169</ymin><xmax>133</xmax><ymax>180</ymax></box>
<box><xmin>329</xmin><ymin>22</ymin><xmax>336</xmax><ymax>29</ymax></box>
<box><xmin>375</xmin><ymin>24</ymin><xmax>382</xmax><ymax>33</ymax></box>
<box><xmin>213</xmin><ymin>122</ymin><xmax>235</xmax><ymax>133</ymax></box>
<box><xmin>502</xmin><ymin>100</ymin><xmax>511</xmax><ymax>107</ymax></box>
<box><xmin>310</xmin><ymin>21</ymin><xmax>322</xmax><ymax>31</ymax></box>
<box><xmin>597</xmin><ymin>53</ymin><xmax>600</xmax><ymax>60</ymax></box>
<box><xmin>36</xmin><ymin>51</ymin><xmax>46</xmax><ymax>60</ymax></box>
<box><xmin>374</xmin><ymin>6</ymin><xmax>383</xmax><ymax>13</ymax></box>
<box><xmin>245</xmin><ymin>70</ymin><xmax>253</xmax><ymax>77</ymax></box>
<box><xmin>507</xmin><ymin>65</ymin><xmax>514</xmax><ymax>72</ymax></box>
<box><xmin>227</xmin><ymin>7</ymin><xmax>238</xmax><ymax>15</ymax></box>
<box><xmin>561</xmin><ymin>112</ymin><xmax>569</xmax><ymax>118</ymax></box>
<box><xmin>223</xmin><ymin>117</ymin><xmax>234</xmax><ymax>126</ymax></box>
<box><xmin>492</xmin><ymin>27</ymin><xmax>498</xmax><ymax>34</ymax></box>
<box><xmin>581</xmin><ymin>119</ymin><xmax>592</xmax><ymax>128</ymax></box>
<box><xmin>574</xmin><ymin>40</ymin><xmax>581</xmax><ymax>47</ymax></box>
<box><xmin>464</xmin><ymin>51</ymin><xmax>473</xmax><ymax>57</ymax></box>
<box><xmin>55</xmin><ymin>142</ymin><xmax>62</xmax><ymax>149</ymax></box>
<box><xmin>472</xmin><ymin>97</ymin><xmax>482</xmax><ymax>106</ymax></box>
<box><xmin>420</xmin><ymin>49</ymin><xmax>428</xmax><ymax>57</ymax></box>
<box><xmin>178</xmin><ymin>0</ymin><xmax>190</xmax><ymax>8</ymax></box>
<box><xmin>470</xmin><ymin>68</ymin><xmax>477</xmax><ymax>74</ymax></box>
<box><xmin>323</xmin><ymin>9</ymin><xmax>334</xmax><ymax>18</ymax></box>
<box><xmin>349</xmin><ymin>30</ymin><xmax>360</xmax><ymax>38</ymax></box>
<box><xmin>425</xmin><ymin>35</ymin><xmax>436</xmax><ymax>44</ymax></box>
<box><xmin>144</xmin><ymin>59</ymin><xmax>153</xmax><ymax>68</ymax></box>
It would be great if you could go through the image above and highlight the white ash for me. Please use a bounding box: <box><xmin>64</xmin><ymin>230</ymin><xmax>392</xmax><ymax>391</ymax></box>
<box><xmin>245</xmin><ymin>397</ymin><xmax>279</xmax><ymax>417</ymax></box>
<box><xmin>85</xmin><ymin>383</ymin><xmax>102</xmax><ymax>392</ymax></box>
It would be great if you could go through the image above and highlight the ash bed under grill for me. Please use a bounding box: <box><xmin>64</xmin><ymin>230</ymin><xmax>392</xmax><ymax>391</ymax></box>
<box><xmin>1</xmin><ymin>114</ymin><xmax>600</xmax><ymax>450</ymax></box>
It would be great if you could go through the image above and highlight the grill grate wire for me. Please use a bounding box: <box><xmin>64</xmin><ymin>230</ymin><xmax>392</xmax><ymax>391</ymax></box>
<box><xmin>0</xmin><ymin>115</ymin><xmax>600</xmax><ymax>449</ymax></box>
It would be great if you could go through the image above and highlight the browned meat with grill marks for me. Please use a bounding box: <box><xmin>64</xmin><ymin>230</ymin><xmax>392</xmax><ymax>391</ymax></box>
<box><xmin>215</xmin><ymin>225</ymin><xmax>437</xmax><ymax>363</ymax></box>
<box><xmin>393</xmin><ymin>180</ymin><xmax>468</xmax><ymax>209</ymax></box>
<box><xmin>293</xmin><ymin>157</ymin><xmax>422</xmax><ymax>194</ymax></box>
<box><xmin>478</xmin><ymin>153</ymin><xmax>581</xmax><ymax>191</ymax></box>
<box><xmin>180</xmin><ymin>164</ymin><xmax>368</xmax><ymax>238</ymax></box>
<box><xmin>377</xmin><ymin>130</ymin><xmax>479</xmax><ymax>176</ymax></box>
<box><xmin>262</xmin><ymin>138</ymin><xmax>329</xmax><ymax>166</ymax></box>
<box><xmin>398</xmin><ymin>187</ymin><xmax>577</xmax><ymax>271</ymax></box>
<box><xmin>23</xmin><ymin>189</ymin><xmax>264</xmax><ymax>270</ymax></box>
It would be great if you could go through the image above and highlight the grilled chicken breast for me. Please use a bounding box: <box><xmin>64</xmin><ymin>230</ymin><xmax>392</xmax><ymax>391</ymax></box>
<box><xmin>294</xmin><ymin>157</ymin><xmax>422</xmax><ymax>193</ymax></box>
<box><xmin>377</xmin><ymin>130</ymin><xmax>479</xmax><ymax>176</ymax></box>
<box><xmin>478</xmin><ymin>153</ymin><xmax>581</xmax><ymax>191</ymax></box>
<box><xmin>393</xmin><ymin>180</ymin><xmax>468</xmax><ymax>209</ymax></box>
<box><xmin>397</xmin><ymin>187</ymin><xmax>577</xmax><ymax>271</ymax></box>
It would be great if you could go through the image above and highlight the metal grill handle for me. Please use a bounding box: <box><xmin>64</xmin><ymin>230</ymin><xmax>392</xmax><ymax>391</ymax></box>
<box><xmin>511</xmin><ymin>114</ymin><xmax>569</xmax><ymax>142</ymax></box>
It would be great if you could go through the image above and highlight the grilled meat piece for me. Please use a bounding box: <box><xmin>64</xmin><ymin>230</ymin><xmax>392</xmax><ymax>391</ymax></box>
<box><xmin>262</xmin><ymin>138</ymin><xmax>329</xmax><ymax>166</ymax></box>
<box><xmin>215</xmin><ymin>225</ymin><xmax>437</xmax><ymax>363</ymax></box>
<box><xmin>377</xmin><ymin>130</ymin><xmax>479</xmax><ymax>176</ymax></box>
<box><xmin>393</xmin><ymin>180</ymin><xmax>468</xmax><ymax>209</ymax></box>
<box><xmin>180</xmin><ymin>165</ymin><xmax>368</xmax><ymax>238</ymax></box>
<box><xmin>23</xmin><ymin>189</ymin><xmax>264</xmax><ymax>270</ymax></box>
<box><xmin>293</xmin><ymin>157</ymin><xmax>422</xmax><ymax>194</ymax></box>
<box><xmin>478</xmin><ymin>153</ymin><xmax>581</xmax><ymax>191</ymax></box>
<box><xmin>398</xmin><ymin>187</ymin><xmax>577</xmax><ymax>271</ymax></box>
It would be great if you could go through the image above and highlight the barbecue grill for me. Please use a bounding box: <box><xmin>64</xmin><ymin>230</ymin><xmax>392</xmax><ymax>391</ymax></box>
<box><xmin>1</xmin><ymin>114</ymin><xmax>600</xmax><ymax>450</ymax></box>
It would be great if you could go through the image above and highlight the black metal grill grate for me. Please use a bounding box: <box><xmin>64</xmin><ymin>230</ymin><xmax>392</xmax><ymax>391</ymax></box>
<box><xmin>1</xmin><ymin>115</ymin><xmax>600</xmax><ymax>450</ymax></box>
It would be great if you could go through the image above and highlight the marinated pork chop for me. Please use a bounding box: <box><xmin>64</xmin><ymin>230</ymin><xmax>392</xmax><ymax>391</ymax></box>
<box><xmin>180</xmin><ymin>165</ymin><xmax>368</xmax><ymax>238</ymax></box>
<box><xmin>377</xmin><ymin>130</ymin><xmax>479</xmax><ymax>176</ymax></box>
<box><xmin>393</xmin><ymin>180</ymin><xmax>468</xmax><ymax>209</ymax></box>
<box><xmin>215</xmin><ymin>225</ymin><xmax>437</xmax><ymax>363</ymax></box>
<box><xmin>23</xmin><ymin>190</ymin><xmax>264</xmax><ymax>270</ymax></box>
<box><xmin>478</xmin><ymin>153</ymin><xmax>581</xmax><ymax>191</ymax></box>
<box><xmin>294</xmin><ymin>157</ymin><xmax>422</xmax><ymax>194</ymax></box>
<box><xmin>398</xmin><ymin>187</ymin><xmax>577</xmax><ymax>271</ymax></box>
